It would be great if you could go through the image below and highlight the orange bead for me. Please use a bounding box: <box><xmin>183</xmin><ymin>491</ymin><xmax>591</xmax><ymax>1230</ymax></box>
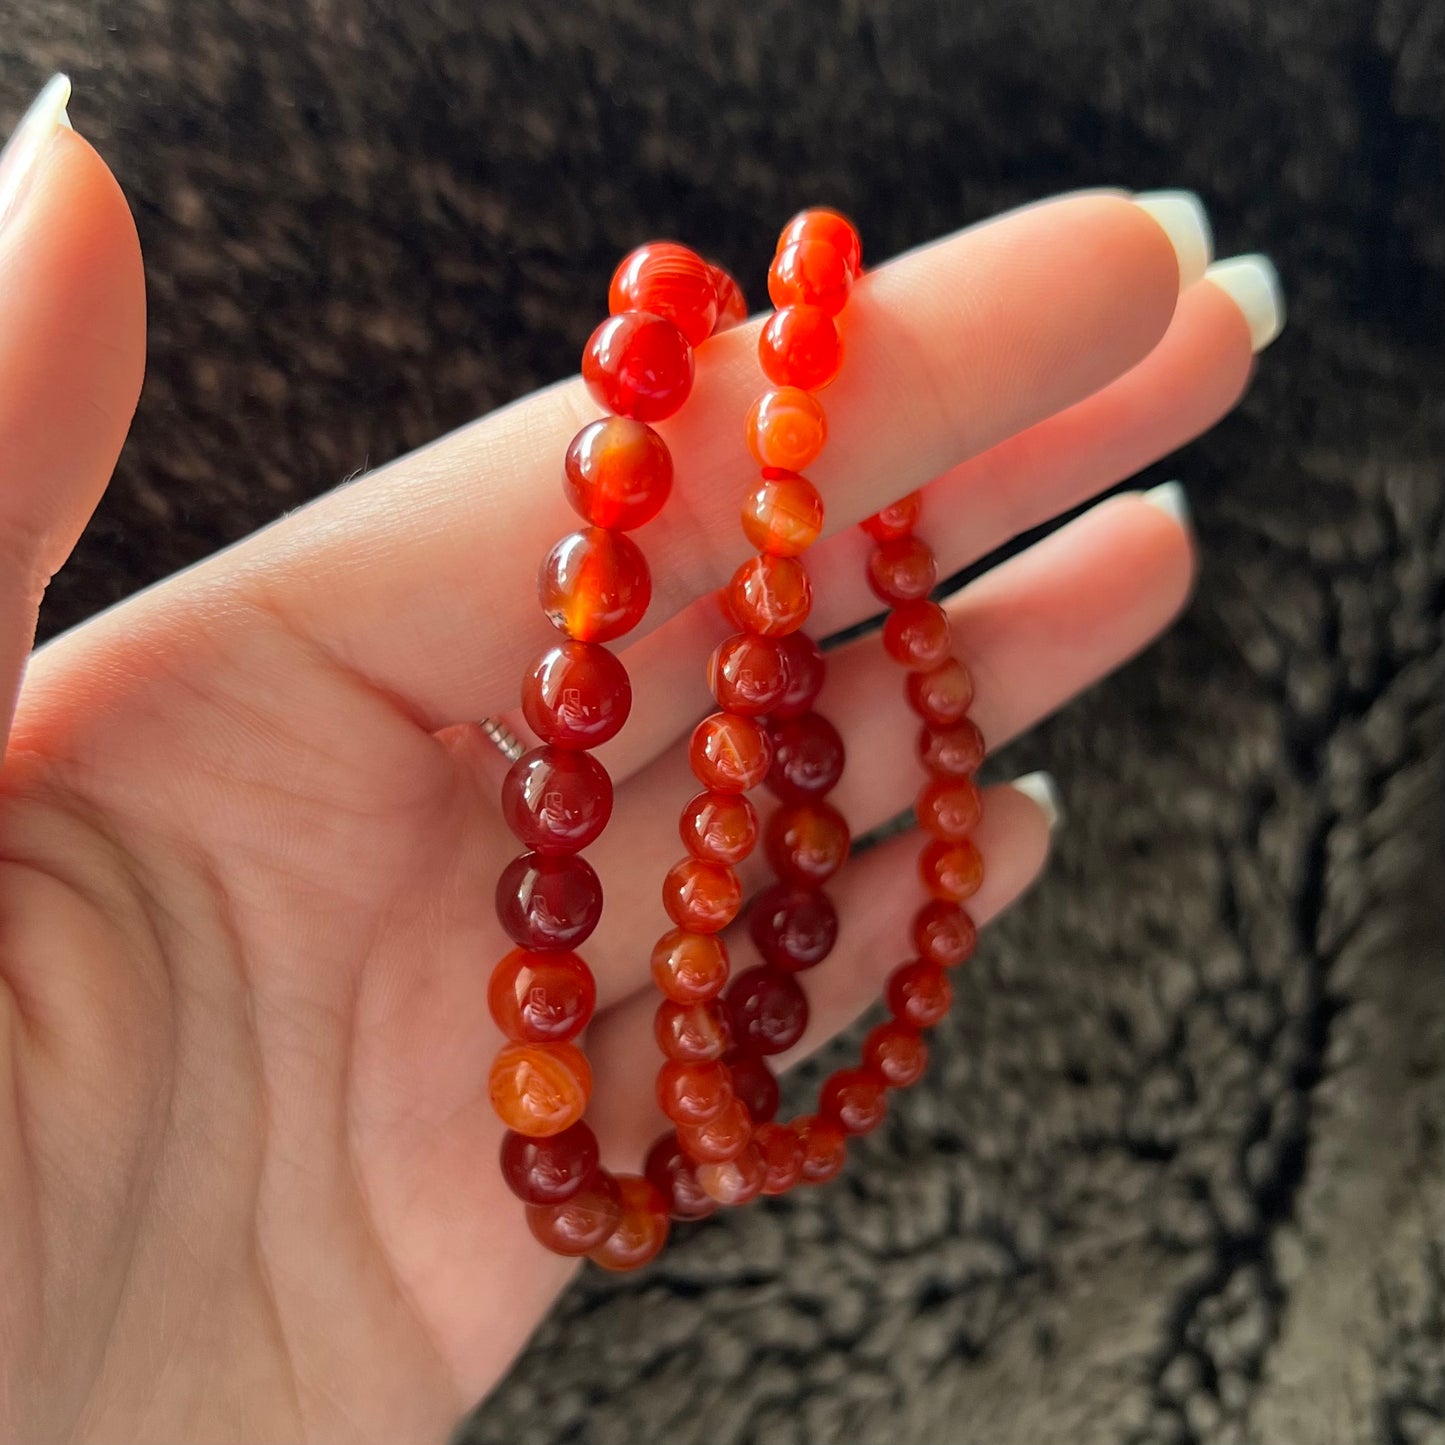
<box><xmin>778</xmin><ymin>207</ymin><xmax>863</xmax><ymax>275</ymax></box>
<box><xmin>650</xmin><ymin>928</ymin><xmax>731</xmax><ymax>1002</ymax></box>
<box><xmin>527</xmin><ymin>1170</ymin><xmax>621</xmax><ymax>1255</ymax></box>
<box><xmin>862</xmin><ymin>1019</ymin><xmax>929</xmax><ymax>1088</ymax></box>
<box><xmin>728</xmin><ymin>554</ymin><xmax>813</xmax><ymax>636</ymax></box>
<box><xmin>912</xmin><ymin>900</ymin><xmax>978</xmax><ymax>968</ymax></box>
<box><xmin>768</xmin><ymin>240</ymin><xmax>854</xmax><ymax>315</ymax></box>
<box><xmin>740</xmin><ymin>472</ymin><xmax>825</xmax><ymax>557</ymax></box>
<box><xmin>919</xmin><ymin>718</ymin><xmax>986</xmax><ymax>776</ymax></box>
<box><xmin>709</xmin><ymin>264</ymin><xmax>749</xmax><ymax>331</ymax></box>
<box><xmin>867</xmin><ymin>534</ymin><xmax>938</xmax><ymax>604</ymax></box>
<box><xmin>679</xmin><ymin>790</ymin><xmax>759</xmax><ymax>866</ymax></box>
<box><xmin>654</xmin><ymin>999</ymin><xmax>733</xmax><ymax>1061</ymax></box>
<box><xmin>820</xmin><ymin>1067</ymin><xmax>888</xmax><ymax>1135</ymax></box>
<box><xmin>794</xmin><ymin>1114</ymin><xmax>848</xmax><ymax>1184</ymax></box>
<box><xmin>677</xmin><ymin>1097</ymin><xmax>752</xmax><ymax>1163</ymax></box>
<box><xmin>886</xmin><ymin>958</ymin><xmax>953</xmax><ymax>1027</ymax></box>
<box><xmin>882</xmin><ymin>599</ymin><xmax>951</xmax><ymax>669</ymax></box>
<box><xmin>690</xmin><ymin>711</ymin><xmax>773</xmax><ymax>792</ymax></box>
<box><xmin>917</xmin><ymin>774</ymin><xmax>983</xmax><ymax>841</ymax></box>
<box><xmin>759</xmin><ymin>305</ymin><xmax>842</xmax><ymax>389</ymax></box>
<box><xmin>708</xmin><ymin>633</ymin><xmax>789</xmax><ymax>716</ymax></box>
<box><xmin>657</xmin><ymin>1059</ymin><xmax>734</xmax><ymax>1125</ymax></box>
<box><xmin>765</xmin><ymin>800</ymin><xmax>851</xmax><ymax>887</ymax></box>
<box><xmin>563</xmin><ymin>417</ymin><xmax>673</xmax><ymax>531</ymax></box>
<box><xmin>745</xmin><ymin>387</ymin><xmax>828</xmax><ymax>471</ymax></box>
<box><xmin>663</xmin><ymin>857</ymin><xmax>743</xmax><ymax>933</ymax></box>
<box><xmin>488</xmin><ymin>1040</ymin><xmax>593</xmax><ymax>1137</ymax></box>
<box><xmin>539</xmin><ymin>527</ymin><xmax>652</xmax><ymax>642</ymax></box>
<box><xmin>906</xmin><ymin>657</ymin><xmax>975</xmax><ymax>727</ymax></box>
<box><xmin>488</xmin><ymin>948</ymin><xmax>597</xmax><ymax>1043</ymax></box>
<box><xmin>920</xmin><ymin>836</ymin><xmax>984</xmax><ymax>901</ymax></box>
<box><xmin>755</xmin><ymin>1120</ymin><xmax>806</xmax><ymax>1194</ymax></box>
<box><xmin>587</xmin><ymin>1174</ymin><xmax>670</xmax><ymax>1271</ymax></box>
<box><xmin>608</xmin><ymin>242</ymin><xmax>718</xmax><ymax>347</ymax></box>
<box><xmin>697</xmin><ymin>1142</ymin><xmax>767</xmax><ymax>1205</ymax></box>
<box><xmin>861</xmin><ymin>491</ymin><xmax>922</xmax><ymax>542</ymax></box>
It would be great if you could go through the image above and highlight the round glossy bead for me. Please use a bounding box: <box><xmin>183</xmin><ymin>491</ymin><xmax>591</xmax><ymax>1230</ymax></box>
<box><xmin>779</xmin><ymin>207</ymin><xmax>863</xmax><ymax>275</ymax></box>
<box><xmin>708</xmin><ymin>633</ymin><xmax>789</xmax><ymax>716</ymax></box>
<box><xmin>755</xmin><ymin>1121</ymin><xmax>806</xmax><ymax>1194</ymax></box>
<box><xmin>748</xmin><ymin>883</ymin><xmax>838</xmax><ymax>972</ymax></box>
<box><xmin>867</xmin><ymin>534</ymin><xmax>938</xmax><ymax>604</ymax></box>
<box><xmin>861</xmin><ymin>491</ymin><xmax>922</xmax><ymax>542</ymax></box>
<box><xmin>582</xmin><ymin>312</ymin><xmax>693</xmax><ymax>422</ymax></box>
<box><xmin>709</xmin><ymin>265</ymin><xmax>749</xmax><ymax>331</ymax></box>
<box><xmin>765</xmin><ymin>800</ymin><xmax>851</xmax><ymax>887</ymax></box>
<box><xmin>690</xmin><ymin>712</ymin><xmax>773</xmax><ymax>792</ymax></box>
<box><xmin>766</xmin><ymin>712</ymin><xmax>845</xmax><ymax>802</ymax></box>
<box><xmin>820</xmin><ymin>1067</ymin><xmax>888</xmax><ymax>1135</ymax></box>
<box><xmin>907</xmin><ymin>658</ymin><xmax>975</xmax><ymax>727</ymax></box>
<box><xmin>697</xmin><ymin>1142</ymin><xmax>767</xmax><ymax>1205</ymax></box>
<box><xmin>725</xmin><ymin>1049</ymin><xmax>780</xmax><ymax>1123</ymax></box>
<box><xmin>679</xmin><ymin>790</ymin><xmax>758</xmax><ymax>866</ymax></box>
<box><xmin>768</xmin><ymin>240</ymin><xmax>854</xmax><ymax>315</ymax></box>
<box><xmin>728</xmin><ymin>554</ymin><xmax>812</xmax><ymax>637</ymax></box>
<box><xmin>917</xmin><ymin>774</ymin><xmax>983</xmax><ymax>841</ymax></box>
<box><xmin>587</xmin><ymin>1174</ymin><xmax>670</xmax><ymax>1272</ymax></box>
<box><xmin>608</xmin><ymin>242</ymin><xmax>719</xmax><ymax>347</ymax></box>
<box><xmin>526</xmin><ymin>1170</ymin><xmax>621</xmax><ymax>1255</ymax></box>
<box><xmin>863</xmin><ymin>1020</ymin><xmax>929</xmax><ymax>1088</ymax></box>
<box><xmin>657</xmin><ymin>1059</ymin><xmax>734</xmax><ymax>1125</ymax></box>
<box><xmin>644</xmin><ymin>1131</ymin><xmax>718</xmax><ymax>1220</ymax></box>
<box><xmin>772</xmin><ymin>632</ymin><xmax>827</xmax><ymax>720</ymax></box>
<box><xmin>882</xmin><ymin>599</ymin><xmax>951</xmax><ymax>670</ymax></box>
<box><xmin>496</xmin><ymin>852</ymin><xmax>603</xmax><ymax>951</ymax></box>
<box><xmin>727</xmin><ymin>966</ymin><xmax>809</xmax><ymax>1056</ymax></box>
<box><xmin>886</xmin><ymin>959</ymin><xmax>953</xmax><ymax>1028</ymax></box>
<box><xmin>650</xmin><ymin>928</ymin><xmax>730</xmax><ymax>1003</ymax></box>
<box><xmin>654</xmin><ymin>999</ymin><xmax>732</xmax><ymax>1061</ymax></box>
<box><xmin>488</xmin><ymin>948</ymin><xmax>597</xmax><ymax>1043</ymax></box>
<box><xmin>522</xmin><ymin>641</ymin><xmax>632</xmax><ymax>749</ymax></box>
<box><xmin>540</xmin><ymin>527</ymin><xmax>652</xmax><ymax>643</ymax></box>
<box><xmin>759</xmin><ymin>305</ymin><xmax>842</xmax><ymax>389</ymax></box>
<box><xmin>919</xmin><ymin>718</ymin><xmax>986</xmax><ymax>776</ymax></box>
<box><xmin>489</xmin><ymin>1040</ymin><xmax>593</xmax><ymax>1137</ymax></box>
<box><xmin>663</xmin><ymin>857</ymin><xmax>742</xmax><ymax>933</ymax></box>
<box><xmin>499</xmin><ymin>1121</ymin><xmax>601</xmax><ymax>1204</ymax></box>
<box><xmin>794</xmin><ymin>1115</ymin><xmax>848</xmax><ymax>1184</ymax></box>
<box><xmin>920</xmin><ymin>836</ymin><xmax>985</xmax><ymax>902</ymax></box>
<box><xmin>745</xmin><ymin>387</ymin><xmax>828</xmax><ymax>472</ymax></box>
<box><xmin>677</xmin><ymin>1098</ymin><xmax>752</xmax><ymax>1163</ymax></box>
<box><xmin>501</xmin><ymin>746</ymin><xmax>613</xmax><ymax>854</ymax></box>
<box><xmin>913</xmin><ymin>899</ymin><xmax>978</xmax><ymax>968</ymax></box>
<box><xmin>740</xmin><ymin>472</ymin><xmax>824</xmax><ymax>558</ymax></box>
<box><xmin>563</xmin><ymin>417</ymin><xmax>673</xmax><ymax>531</ymax></box>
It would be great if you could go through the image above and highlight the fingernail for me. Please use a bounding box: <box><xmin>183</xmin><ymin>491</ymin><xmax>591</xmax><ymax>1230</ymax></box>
<box><xmin>1132</xmin><ymin>190</ymin><xmax>1213</xmax><ymax>289</ymax></box>
<box><xmin>1141</xmin><ymin>479</ymin><xmax>1190</xmax><ymax>527</ymax></box>
<box><xmin>1205</xmin><ymin>254</ymin><xmax>1285</xmax><ymax>352</ymax></box>
<box><xmin>0</xmin><ymin>74</ymin><xmax>72</xmax><ymax>232</ymax></box>
<box><xmin>1009</xmin><ymin>771</ymin><xmax>1063</xmax><ymax>832</ymax></box>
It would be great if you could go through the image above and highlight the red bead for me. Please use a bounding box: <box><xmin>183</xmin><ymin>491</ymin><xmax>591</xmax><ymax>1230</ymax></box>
<box><xmin>728</xmin><ymin>554</ymin><xmax>812</xmax><ymax>636</ymax></box>
<box><xmin>882</xmin><ymin>599</ymin><xmax>951</xmax><ymax>669</ymax></box>
<box><xmin>820</xmin><ymin>1067</ymin><xmax>888</xmax><ymax>1135</ymax></box>
<box><xmin>755</xmin><ymin>1121</ymin><xmax>806</xmax><ymax>1194</ymax></box>
<box><xmin>778</xmin><ymin>207</ymin><xmax>863</xmax><ymax>275</ymax></box>
<box><xmin>522</xmin><ymin>641</ymin><xmax>632</xmax><ymax>749</ymax></box>
<box><xmin>906</xmin><ymin>658</ymin><xmax>975</xmax><ymax>727</ymax></box>
<box><xmin>496</xmin><ymin>852</ymin><xmax>603</xmax><ymax>950</ymax></box>
<box><xmin>862</xmin><ymin>1020</ymin><xmax>929</xmax><ymax>1088</ymax></box>
<box><xmin>920</xmin><ymin>837</ymin><xmax>984</xmax><ymax>902</ymax></box>
<box><xmin>582</xmin><ymin>312</ymin><xmax>694</xmax><ymax>422</ymax></box>
<box><xmin>563</xmin><ymin>417</ymin><xmax>673</xmax><ymax>531</ymax></box>
<box><xmin>540</xmin><ymin>527</ymin><xmax>652</xmax><ymax>643</ymax></box>
<box><xmin>654</xmin><ymin>999</ymin><xmax>732</xmax><ymax>1061</ymax></box>
<box><xmin>917</xmin><ymin>774</ymin><xmax>983</xmax><ymax>841</ymax></box>
<box><xmin>740</xmin><ymin>472</ymin><xmax>825</xmax><ymax>558</ymax></box>
<box><xmin>725</xmin><ymin>1049</ymin><xmax>781</xmax><ymax>1123</ymax></box>
<box><xmin>794</xmin><ymin>1115</ymin><xmax>848</xmax><ymax>1184</ymax></box>
<box><xmin>867</xmin><ymin>534</ymin><xmax>938</xmax><ymax>604</ymax></box>
<box><xmin>759</xmin><ymin>305</ymin><xmax>842</xmax><ymax>389</ymax></box>
<box><xmin>708</xmin><ymin>633</ymin><xmax>789</xmax><ymax>716</ymax></box>
<box><xmin>766</xmin><ymin>712</ymin><xmax>845</xmax><ymax>801</ymax></box>
<box><xmin>886</xmin><ymin>959</ymin><xmax>953</xmax><ymax>1028</ymax></box>
<box><xmin>488</xmin><ymin>948</ymin><xmax>597</xmax><ymax>1043</ymax></box>
<box><xmin>912</xmin><ymin>900</ymin><xmax>978</xmax><ymax>968</ymax></box>
<box><xmin>644</xmin><ymin>1131</ymin><xmax>718</xmax><ymax>1220</ymax></box>
<box><xmin>771</xmin><ymin>632</ymin><xmax>827</xmax><ymax>720</ymax></box>
<box><xmin>697</xmin><ymin>1142</ymin><xmax>767</xmax><ymax>1205</ymax></box>
<box><xmin>690</xmin><ymin>712</ymin><xmax>773</xmax><ymax>792</ymax></box>
<box><xmin>527</xmin><ymin>1170</ymin><xmax>622</xmax><ymax>1255</ymax></box>
<box><xmin>608</xmin><ymin>242</ymin><xmax>719</xmax><ymax>347</ymax></box>
<box><xmin>748</xmin><ymin>883</ymin><xmax>839</xmax><ymax>971</ymax></box>
<box><xmin>745</xmin><ymin>387</ymin><xmax>828</xmax><ymax>472</ymax></box>
<box><xmin>501</xmin><ymin>746</ymin><xmax>613</xmax><ymax>854</ymax></box>
<box><xmin>587</xmin><ymin>1174</ymin><xmax>670</xmax><ymax>1271</ymax></box>
<box><xmin>919</xmin><ymin>718</ymin><xmax>986</xmax><ymax>776</ymax></box>
<box><xmin>500</xmin><ymin>1121</ymin><xmax>601</xmax><ymax>1204</ymax></box>
<box><xmin>657</xmin><ymin>1059</ymin><xmax>734</xmax><ymax>1125</ymax></box>
<box><xmin>650</xmin><ymin>928</ymin><xmax>730</xmax><ymax>1003</ymax></box>
<box><xmin>861</xmin><ymin>491</ymin><xmax>922</xmax><ymax>542</ymax></box>
<box><xmin>679</xmin><ymin>790</ymin><xmax>758</xmax><ymax>866</ymax></box>
<box><xmin>663</xmin><ymin>857</ymin><xmax>742</xmax><ymax>933</ymax></box>
<box><xmin>768</xmin><ymin>240</ymin><xmax>854</xmax><ymax>315</ymax></box>
<box><xmin>709</xmin><ymin>264</ymin><xmax>749</xmax><ymax>331</ymax></box>
<box><xmin>727</xmin><ymin>965</ymin><xmax>809</xmax><ymax>1056</ymax></box>
<box><xmin>766</xmin><ymin>800</ymin><xmax>851</xmax><ymax>887</ymax></box>
<box><xmin>677</xmin><ymin>1098</ymin><xmax>752</xmax><ymax>1163</ymax></box>
<box><xmin>489</xmin><ymin>1040</ymin><xmax>593</xmax><ymax>1137</ymax></box>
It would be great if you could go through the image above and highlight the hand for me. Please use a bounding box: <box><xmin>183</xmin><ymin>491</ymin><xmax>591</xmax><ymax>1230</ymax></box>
<box><xmin>0</xmin><ymin>82</ymin><xmax>1275</xmax><ymax>1442</ymax></box>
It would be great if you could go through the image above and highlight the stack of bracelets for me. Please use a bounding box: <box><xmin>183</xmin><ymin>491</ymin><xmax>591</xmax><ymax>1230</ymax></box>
<box><xmin>488</xmin><ymin>209</ymin><xmax>985</xmax><ymax>1271</ymax></box>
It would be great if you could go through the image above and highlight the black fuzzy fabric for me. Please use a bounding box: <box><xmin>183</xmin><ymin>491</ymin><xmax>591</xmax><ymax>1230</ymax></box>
<box><xmin>8</xmin><ymin>1</ymin><xmax>1444</xmax><ymax>1440</ymax></box>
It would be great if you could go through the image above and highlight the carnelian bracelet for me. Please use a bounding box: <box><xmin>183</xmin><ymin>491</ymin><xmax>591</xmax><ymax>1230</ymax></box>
<box><xmin>488</xmin><ymin>212</ymin><xmax>984</xmax><ymax>1271</ymax></box>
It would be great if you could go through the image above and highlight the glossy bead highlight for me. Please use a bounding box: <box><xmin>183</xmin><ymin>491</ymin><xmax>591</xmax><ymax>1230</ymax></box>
<box><xmin>679</xmin><ymin>790</ymin><xmax>759</xmax><ymax>866</ymax></box>
<box><xmin>563</xmin><ymin>417</ymin><xmax>673</xmax><ymax>531</ymax></box>
<box><xmin>488</xmin><ymin>1040</ymin><xmax>593</xmax><ymax>1137</ymax></box>
<box><xmin>500</xmin><ymin>1121</ymin><xmax>601</xmax><ymax>1204</ymax></box>
<box><xmin>740</xmin><ymin>472</ymin><xmax>825</xmax><ymax>558</ymax></box>
<box><xmin>608</xmin><ymin>242</ymin><xmax>719</xmax><ymax>346</ymax></box>
<box><xmin>650</xmin><ymin>928</ymin><xmax>731</xmax><ymax>1003</ymax></box>
<box><xmin>745</xmin><ymin>387</ymin><xmax>828</xmax><ymax>472</ymax></box>
<box><xmin>727</xmin><ymin>965</ymin><xmax>809</xmax><ymax>1055</ymax></box>
<box><xmin>759</xmin><ymin>305</ymin><xmax>842</xmax><ymax>389</ymax></box>
<box><xmin>495</xmin><ymin>852</ymin><xmax>604</xmax><ymax>951</ymax></box>
<box><xmin>708</xmin><ymin>633</ymin><xmax>789</xmax><ymax>716</ymax></box>
<box><xmin>526</xmin><ymin>1170</ymin><xmax>622</xmax><ymax>1255</ymax></box>
<box><xmin>690</xmin><ymin>712</ymin><xmax>773</xmax><ymax>792</ymax></box>
<box><xmin>766</xmin><ymin>712</ymin><xmax>846</xmax><ymax>802</ymax></box>
<box><xmin>539</xmin><ymin>527</ymin><xmax>652</xmax><ymax>643</ymax></box>
<box><xmin>522</xmin><ymin>640</ymin><xmax>632</xmax><ymax>749</ymax></box>
<box><xmin>728</xmin><ymin>554</ymin><xmax>813</xmax><ymax>636</ymax></box>
<box><xmin>748</xmin><ymin>882</ymin><xmax>839</xmax><ymax>971</ymax></box>
<box><xmin>587</xmin><ymin>1174</ymin><xmax>670</xmax><ymax>1271</ymax></box>
<box><xmin>582</xmin><ymin>311</ymin><xmax>694</xmax><ymax>422</ymax></box>
<box><xmin>765</xmin><ymin>800</ymin><xmax>851</xmax><ymax>887</ymax></box>
<box><xmin>906</xmin><ymin>657</ymin><xmax>976</xmax><ymax>728</ymax></box>
<box><xmin>501</xmin><ymin>746</ymin><xmax>613</xmax><ymax>854</ymax></box>
<box><xmin>488</xmin><ymin>948</ymin><xmax>597</xmax><ymax>1043</ymax></box>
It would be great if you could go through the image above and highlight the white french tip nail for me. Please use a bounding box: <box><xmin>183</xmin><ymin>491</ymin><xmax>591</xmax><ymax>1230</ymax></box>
<box><xmin>1009</xmin><ymin>771</ymin><xmax>1063</xmax><ymax>832</ymax></box>
<box><xmin>1142</xmin><ymin>479</ymin><xmax>1190</xmax><ymax>527</ymax></box>
<box><xmin>1206</xmin><ymin>254</ymin><xmax>1285</xmax><ymax>353</ymax></box>
<box><xmin>0</xmin><ymin>73</ymin><xmax>72</xmax><ymax>230</ymax></box>
<box><xmin>1132</xmin><ymin>190</ymin><xmax>1213</xmax><ymax>289</ymax></box>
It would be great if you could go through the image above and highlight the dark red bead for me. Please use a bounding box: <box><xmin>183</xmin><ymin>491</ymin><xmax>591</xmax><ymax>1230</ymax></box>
<box><xmin>727</xmin><ymin>966</ymin><xmax>809</xmax><ymax>1056</ymax></box>
<box><xmin>587</xmin><ymin>1174</ymin><xmax>670</xmax><ymax>1271</ymax></box>
<box><xmin>501</xmin><ymin>746</ymin><xmax>613</xmax><ymax>854</ymax></box>
<box><xmin>747</xmin><ymin>883</ymin><xmax>839</xmax><ymax>971</ymax></box>
<box><xmin>766</xmin><ymin>800</ymin><xmax>851</xmax><ymax>887</ymax></box>
<box><xmin>708</xmin><ymin>633</ymin><xmax>789</xmax><ymax>716</ymax></box>
<box><xmin>766</xmin><ymin>711</ymin><xmax>845</xmax><ymax>801</ymax></box>
<box><xmin>654</xmin><ymin>999</ymin><xmax>733</xmax><ymax>1061</ymax></box>
<box><xmin>488</xmin><ymin>948</ymin><xmax>597</xmax><ymax>1042</ymax></box>
<box><xmin>867</xmin><ymin>534</ymin><xmax>938</xmax><ymax>604</ymax></box>
<box><xmin>919</xmin><ymin>718</ymin><xmax>986</xmax><ymax>776</ymax></box>
<box><xmin>608</xmin><ymin>242</ymin><xmax>718</xmax><ymax>347</ymax></box>
<box><xmin>499</xmin><ymin>1121</ymin><xmax>600</xmax><ymax>1204</ymax></box>
<box><xmin>644</xmin><ymin>1131</ymin><xmax>718</xmax><ymax>1220</ymax></box>
<box><xmin>582</xmin><ymin>311</ymin><xmax>694</xmax><ymax>422</ymax></box>
<box><xmin>679</xmin><ymin>790</ymin><xmax>758</xmax><ymax>866</ymax></box>
<box><xmin>882</xmin><ymin>599</ymin><xmax>951</xmax><ymax>669</ymax></box>
<box><xmin>725</xmin><ymin>1049</ymin><xmax>781</xmax><ymax>1123</ymax></box>
<box><xmin>526</xmin><ymin>1170</ymin><xmax>622</xmax><ymax>1255</ymax></box>
<box><xmin>771</xmin><ymin>632</ymin><xmax>827</xmax><ymax>720</ymax></box>
<box><xmin>906</xmin><ymin>658</ymin><xmax>975</xmax><ymax>727</ymax></box>
<box><xmin>912</xmin><ymin>900</ymin><xmax>978</xmax><ymax>968</ymax></box>
<box><xmin>496</xmin><ymin>852</ymin><xmax>603</xmax><ymax>950</ymax></box>
<box><xmin>820</xmin><ymin>1067</ymin><xmax>888</xmax><ymax>1135</ymax></box>
<box><xmin>539</xmin><ymin>527</ymin><xmax>652</xmax><ymax>643</ymax></box>
<box><xmin>886</xmin><ymin>958</ymin><xmax>953</xmax><ymax>1028</ymax></box>
<box><xmin>860</xmin><ymin>491</ymin><xmax>922</xmax><ymax>542</ymax></box>
<box><xmin>522</xmin><ymin>641</ymin><xmax>632</xmax><ymax>749</ymax></box>
<box><xmin>563</xmin><ymin>417</ymin><xmax>673</xmax><ymax>531</ymax></box>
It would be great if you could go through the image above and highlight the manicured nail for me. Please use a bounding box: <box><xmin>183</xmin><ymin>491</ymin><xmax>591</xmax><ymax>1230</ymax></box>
<box><xmin>1132</xmin><ymin>190</ymin><xmax>1213</xmax><ymax>289</ymax></box>
<box><xmin>0</xmin><ymin>74</ymin><xmax>72</xmax><ymax>232</ymax></box>
<box><xmin>1142</xmin><ymin>479</ymin><xmax>1190</xmax><ymax>527</ymax></box>
<box><xmin>1009</xmin><ymin>771</ymin><xmax>1063</xmax><ymax>832</ymax></box>
<box><xmin>1205</xmin><ymin>254</ymin><xmax>1285</xmax><ymax>352</ymax></box>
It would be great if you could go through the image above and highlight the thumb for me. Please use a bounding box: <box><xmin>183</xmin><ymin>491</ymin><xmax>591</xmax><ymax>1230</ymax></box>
<box><xmin>0</xmin><ymin>74</ymin><xmax>145</xmax><ymax>751</ymax></box>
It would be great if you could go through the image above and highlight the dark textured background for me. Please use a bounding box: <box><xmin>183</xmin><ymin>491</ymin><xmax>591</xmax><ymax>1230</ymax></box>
<box><xmin>5</xmin><ymin>1</ymin><xmax>1443</xmax><ymax>1441</ymax></box>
